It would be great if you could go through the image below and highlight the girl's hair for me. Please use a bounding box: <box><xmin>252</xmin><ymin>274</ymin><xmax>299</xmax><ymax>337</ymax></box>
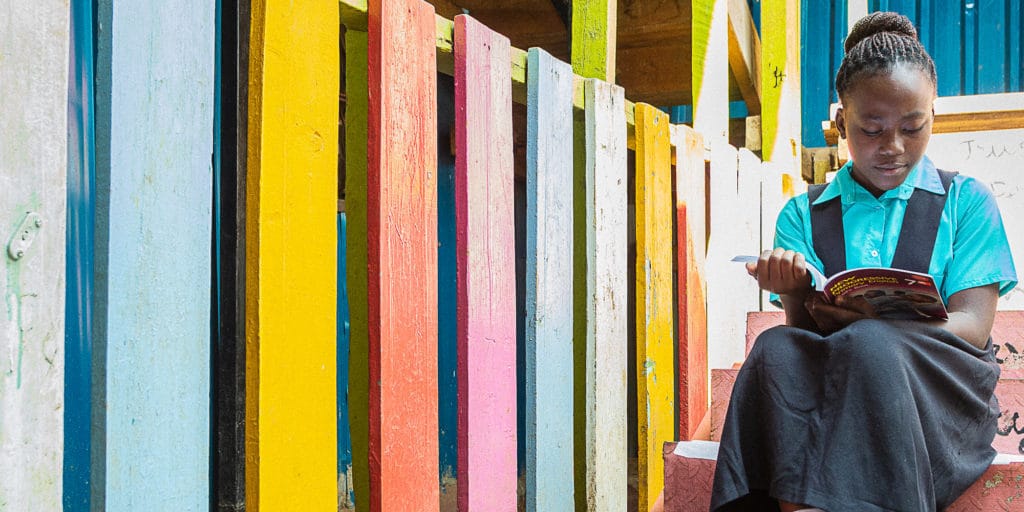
<box><xmin>835</xmin><ymin>11</ymin><xmax>937</xmax><ymax>98</ymax></box>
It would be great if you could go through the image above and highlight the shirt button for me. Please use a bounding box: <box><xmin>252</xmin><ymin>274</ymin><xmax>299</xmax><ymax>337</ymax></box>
<box><xmin>870</xmin><ymin>250</ymin><xmax>879</xmax><ymax>257</ymax></box>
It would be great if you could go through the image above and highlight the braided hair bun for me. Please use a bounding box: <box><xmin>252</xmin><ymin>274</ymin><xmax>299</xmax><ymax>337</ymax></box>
<box><xmin>836</xmin><ymin>11</ymin><xmax>937</xmax><ymax>98</ymax></box>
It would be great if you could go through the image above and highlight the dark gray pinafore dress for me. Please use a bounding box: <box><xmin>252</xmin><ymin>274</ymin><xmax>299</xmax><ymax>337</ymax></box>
<box><xmin>710</xmin><ymin>171</ymin><xmax>1001</xmax><ymax>512</ymax></box>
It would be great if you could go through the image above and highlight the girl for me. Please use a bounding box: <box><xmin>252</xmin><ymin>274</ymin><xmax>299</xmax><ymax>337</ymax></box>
<box><xmin>711</xmin><ymin>12</ymin><xmax>1017</xmax><ymax>512</ymax></box>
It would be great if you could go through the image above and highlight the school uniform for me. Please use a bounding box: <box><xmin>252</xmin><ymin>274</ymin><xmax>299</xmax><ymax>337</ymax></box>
<box><xmin>711</xmin><ymin>157</ymin><xmax>1018</xmax><ymax>511</ymax></box>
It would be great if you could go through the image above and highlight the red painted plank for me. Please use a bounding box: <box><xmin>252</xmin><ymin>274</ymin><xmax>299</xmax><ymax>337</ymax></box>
<box><xmin>675</xmin><ymin>125</ymin><xmax>709</xmax><ymax>441</ymax></box>
<box><xmin>662</xmin><ymin>442</ymin><xmax>715</xmax><ymax>512</ymax></box>
<box><xmin>744</xmin><ymin>311</ymin><xmax>785</xmax><ymax>357</ymax></box>
<box><xmin>453</xmin><ymin>14</ymin><xmax>517</xmax><ymax>512</ymax></box>
<box><xmin>367</xmin><ymin>0</ymin><xmax>439</xmax><ymax>510</ymax></box>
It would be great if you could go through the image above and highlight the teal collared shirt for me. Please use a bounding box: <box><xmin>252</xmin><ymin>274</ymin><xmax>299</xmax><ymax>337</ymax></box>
<box><xmin>773</xmin><ymin>157</ymin><xmax>1017</xmax><ymax>303</ymax></box>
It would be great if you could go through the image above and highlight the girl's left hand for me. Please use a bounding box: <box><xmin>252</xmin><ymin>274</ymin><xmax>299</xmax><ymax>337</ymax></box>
<box><xmin>804</xmin><ymin>293</ymin><xmax>876</xmax><ymax>334</ymax></box>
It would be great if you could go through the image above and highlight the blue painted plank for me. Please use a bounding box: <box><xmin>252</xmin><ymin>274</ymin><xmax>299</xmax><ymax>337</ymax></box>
<box><xmin>338</xmin><ymin>213</ymin><xmax>353</xmax><ymax>506</ymax></box>
<box><xmin>931</xmin><ymin>0</ymin><xmax>965</xmax><ymax>96</ymax></box>
<box><xmin>963</xmin><ymin>1</ymin><xmax>978</xmax><ymax>94</ymax></box>
<box><xmin>436</xmin><ymin>72</ymin><xmax>458</xmax><ymax>496</ymax></box>
<box><xmin>65</xmin><ymin>0</ymin><xmax>96</xmax><ymax>509</ymax></box>
<box><xmin>524</xmin><ymin>47</ymin><xmax>575</xmax><ymax>512</ymax></box>
<box><xmin>93</xmin><ymin>1</ymin><xmax>215</xmax><ymax>508</ymax></box>
<box><xmin>1011</xmin><ymin>1</ymin><xmax>1022</xmax><ymax>91</ymax></box>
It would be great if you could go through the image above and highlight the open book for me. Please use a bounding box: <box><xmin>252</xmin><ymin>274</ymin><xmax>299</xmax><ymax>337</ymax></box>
<box><xmin>733</xmin><ymin>255</ymin><xmax>948</xmax><ymax>320</ymax></box>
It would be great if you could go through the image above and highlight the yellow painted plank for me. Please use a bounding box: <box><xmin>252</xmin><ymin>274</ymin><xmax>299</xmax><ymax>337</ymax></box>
<box><xmin>760</xmin><ymin>0</ymin><xmax>801</xmax><ymax>170</ymax></box>
<box><xmin>246</xmin><ymin>0</ymin><xmax>339</xmax><ymax>510</ymax></box>
<box><xmin>633</xmin><ymin>103</ymin><xmax>675</xmax><ymax>512</ymax></box>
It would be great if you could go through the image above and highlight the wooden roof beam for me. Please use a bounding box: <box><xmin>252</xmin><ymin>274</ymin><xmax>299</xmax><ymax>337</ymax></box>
<box><xmin>727</xmin><ymin>0</ymin><xmax>760</xmax><ymax>115</ymax></box>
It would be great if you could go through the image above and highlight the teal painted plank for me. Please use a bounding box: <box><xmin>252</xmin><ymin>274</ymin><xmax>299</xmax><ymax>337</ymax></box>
<box><xmin>0</xmin><ymin>2</ymin><xmax>70</xmax><ymax>509</ymax></box>
<box><xmin>437</xmin><ymin>72</ymin><xmax>458</xmax><ymax>499</ymax></box>
<box><xmin>93</xmin><ymin>1</ymin><xmax>215</xmax><ymax>508</ymax></box>
<box><xmin>66</xmin><ymin>0</ymin><xmax>96</xmax><ymax>508</ymax></box>
<box><xmin>524</xmin><ymin>46</ymin><xmax>575</xmax><ymax>512</ymax></box>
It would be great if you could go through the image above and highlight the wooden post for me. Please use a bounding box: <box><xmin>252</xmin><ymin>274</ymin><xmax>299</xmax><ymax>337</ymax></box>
<box><xmin>571</xmin><ymin>0</ymin><xmax>617</xmax><ymax>81</ymax></box>
<box><xmin>580</xmin><ymin>78</ymin><xmax>629</xmax><ymax>511</ymax></box>
<box><xmin>367</xmin><ymin>0</ymin><xmax>439</xmax><ymax>509</ymax></box>
<box><xmin>634</xmin><ymin>103</ymin><xmax>676</xmax><ymax>511</ymax></box>
<box><xmin>760</xmin><ymin>0</ymin><xmax>801</xmax><ymax>174</ymax></box>
<box><xmin>454</xmin><ymin>15</ymin><xmax>518</xmax><ymax>512</ymax></box>
<box><xmin>92</xmin><ymin>1</ymin><xmax>216</xmax><ymax>508</ymax></box>
<box><xmin>692</xmin><ymin>0</ymin><xmax>730</xmax><ymax>143</ymax></box>
<box><xmin>672</xmin><ymin>125</ymin><xmax>709</xmax><ymax>441</ymax></box>
<box><xmin>524</xmin><ymin>47</ymin><xmax>576</xmax><ymax>512</ymax></box>
<box><xmin>343</xmin><ymin>24</ymin><xmax>371</xmax><ymax>512</ymax></box>
<box><xmin>0</xmin><ymin>2</ymin><xmax>69</xmax><ymax>509</ymax></box>
<box><xmin>246</xmin><ymin>0</ymin><xmax>338</xmax><ymax>509</ymax></box>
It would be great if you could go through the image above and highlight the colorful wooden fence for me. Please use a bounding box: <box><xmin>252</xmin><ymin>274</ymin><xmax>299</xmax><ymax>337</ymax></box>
<box><xmin>1</xmin><ymin>0</ymin><xmax>807</xmax><ymax>509</ymax></box>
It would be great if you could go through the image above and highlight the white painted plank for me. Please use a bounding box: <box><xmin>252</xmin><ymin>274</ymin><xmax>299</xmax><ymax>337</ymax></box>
<box><xmin>95</xmin><ymin>1</ymin><xmax>215</xmax><ymax>508</ymax></box>
<box><xmin>0</xmin><ymin>2</ymin><xmax>70</xmax><ymax>509</ymax></box>
<box><xmin>582</xmin><ymin>77</ymin><xmax>628</xmax><ymax>512</ymax></box>
<box><xmin>525</xmin><ymin>47</ymin><xmax>575</xmax><ymax>512</ymax></box>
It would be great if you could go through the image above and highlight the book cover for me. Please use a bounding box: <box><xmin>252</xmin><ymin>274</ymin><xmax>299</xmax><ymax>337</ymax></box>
<box><xmin>733</xmin><ymin>255</ymin><xmax>948</xmax><ymax>320</ymax></box>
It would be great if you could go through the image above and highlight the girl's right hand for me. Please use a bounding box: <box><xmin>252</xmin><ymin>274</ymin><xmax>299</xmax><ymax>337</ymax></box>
<box><xmin>746</xmin><ymin>248</ymin><xmax>812</xmax><ymax>296</ymax></box>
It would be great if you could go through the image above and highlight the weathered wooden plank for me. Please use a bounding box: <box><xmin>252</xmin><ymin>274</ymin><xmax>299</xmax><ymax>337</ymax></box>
<box><xmin>634</xmin><ymin>103</ymin><xmax>676</xmax><ymax>511</ymax></box>
<box><xmin>0</xmin><ymin>2</ymin><xmax>69</xmax><ymax>509</ymax></box>
<box><xmin>672</xmin><ymin>124</ymin><xmax>709</xmax><ymax>441</ymax></box>
<box><xmin>571</xmin><ymin>0</ymin><xmax>616</xmax><ymax>81</ymax></box>
<box><xmin>692</xmin><ymin>0</ymin><xmax>730</xmax><ymax>143</ymax></box>
<box><xmin>93</xmin><ymin>1</ymin><xmax>215</xmax><ymax>509</ymax></box>
<box><xmin>705</xmin><ymin>143</ymin><xmax>751</xmax><ymax>369</ymax></box>
<box><xmin>760</xmin><ymin>0</ymin><xmax>801</xmax><ymax>172</ymax></box>
<box><xmin>454</xmin><ymin>15</ymin><xmax>517</xmax><ymax>512</ymax></box>
<box><xmin>524</xmin><ymin>46</ymin><xmax>575</xmax><ymax>512</ymax></box>
<box><xmin>246</xmin><ymin>0</ymin><xmax>338</xmax><ymax>509</ymax></box>
<box><xmin>367</xmin><ymin>0</ymin><xmax>439</xmax><ymax>509</ymax></box>
<box><xmin>709</xmin><ymin>368</ymin><xmax>738</xmax><ymax>442</ymax></box>
<box><xmin>344</xmin><ymin>27</ymin><xmax>371</xmax><ymax>512</ymax></box>
<box><xmin>578</xmin><ymin>77</ymin><xmax>629</xmax><ymax>511</ymax></box>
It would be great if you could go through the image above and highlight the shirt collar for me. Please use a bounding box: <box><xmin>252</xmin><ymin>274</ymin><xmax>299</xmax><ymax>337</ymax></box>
<box><xmin>810</xmin><ymin>156</ymin><xmax>945</xmax><ymax>206</ymax></box>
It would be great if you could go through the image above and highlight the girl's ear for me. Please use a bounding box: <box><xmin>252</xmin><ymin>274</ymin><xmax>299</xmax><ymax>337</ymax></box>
<box><xmin>835</xmin><ymin>107</ymin><xmax>847</xmax><ymax>139</ymax></box>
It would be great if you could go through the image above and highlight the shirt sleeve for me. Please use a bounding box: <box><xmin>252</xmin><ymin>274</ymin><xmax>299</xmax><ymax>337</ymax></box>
<box><xmin>944</xmin><ymin>177</ymin><xmax>1018</xmax><ymax>298</ymax></box>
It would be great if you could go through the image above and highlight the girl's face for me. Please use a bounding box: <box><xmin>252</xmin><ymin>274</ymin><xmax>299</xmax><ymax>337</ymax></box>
<box><xmin>835</xmin><ymin>64</ymin><xmax>935</xmax><ymax>196</ymax></box>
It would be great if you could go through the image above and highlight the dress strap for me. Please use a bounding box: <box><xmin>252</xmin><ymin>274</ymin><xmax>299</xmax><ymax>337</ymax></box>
<box><xmin>808</xmin><ymin>184</ymin><xmax>846</xmax><ymax>277</ymax></box>
<box><xmin>890</xmin><ymin>169</ymin><xmax>958</xmax><ymax>273</ymax></box>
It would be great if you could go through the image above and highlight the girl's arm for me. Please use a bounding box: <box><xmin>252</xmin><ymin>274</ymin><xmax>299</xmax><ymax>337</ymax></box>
<box><xmin>924</xmin><ymin>283</ymin><xmax>999</xmax><ymax>349</ymax></box>
<box><xmin>747</xmin><ymin>249</ymin><xmax>818</xmax><ymax>331</ymax></box>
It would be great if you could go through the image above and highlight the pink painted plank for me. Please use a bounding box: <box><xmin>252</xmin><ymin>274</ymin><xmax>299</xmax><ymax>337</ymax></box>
<box><xmin>454</xmin><ymin>14</ymin><xmax>517</xmax><ymax>512</ymax></box>
<box><xmin>367</xmin><ymin>0</ymin><xmax>439</xmax><ymax>510</ymax></box>
<box><xmin>745</xmin><ymin>311</ymin><xmax>785</xmax><ymax>357</ymax></box>
<box><xmin>663</xmin><ymin>443</ymin><xmax>1024</xmax><ymax>512</ymax></box>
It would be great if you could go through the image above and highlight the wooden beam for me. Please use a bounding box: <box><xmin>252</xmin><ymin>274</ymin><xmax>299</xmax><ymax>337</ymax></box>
<box><xmin>455</xmin><ymin>14</ymin><xmax>518</xmax><ymax>511</ymax></box>
<box><xmin>571</xmin><ymin>0</ymin><xmax>617</xmax><ymax>81</ymax></box>
<box><xmin>727</xmin><ymin>0</ymin><xmax>761</xmax><ymax>114</ymax></box>
<box><xmin>246</xmin><ymin>0</ymin><xmax>338</xmax><ymax>509</ymax></box>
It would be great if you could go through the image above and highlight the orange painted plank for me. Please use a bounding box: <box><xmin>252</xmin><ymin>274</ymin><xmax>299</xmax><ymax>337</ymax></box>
<box><xmin>367</xmin><ymin>0</ymin><xmax>439</xmax><ymax>509</ymax></box>
<box><xmin>453</xmin><ymin>14</ymin><xmax>517</xmax><ymax>511</ymax></box>
<box><xmin>634</xmin><ymin>103</ymin><xmax>675</xmax><ymax>511</ymax></box>
<box><xmin>673</xmin><ymin>125</ymin><xmax>708</xmax><ymax>441</ymax></box>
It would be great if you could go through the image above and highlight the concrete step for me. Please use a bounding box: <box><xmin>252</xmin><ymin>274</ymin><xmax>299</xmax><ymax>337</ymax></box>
<box><xmin>663</xmin><ymin>440</ymin><xmax>1024</xmax><ymax>512</ymax></box>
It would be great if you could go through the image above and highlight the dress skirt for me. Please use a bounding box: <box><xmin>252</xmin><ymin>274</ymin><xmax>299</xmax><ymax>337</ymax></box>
<box><xmin>710</xmin><ymin>319</ymin><xmax>1000</xmax><ymax>512</ymax></box>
